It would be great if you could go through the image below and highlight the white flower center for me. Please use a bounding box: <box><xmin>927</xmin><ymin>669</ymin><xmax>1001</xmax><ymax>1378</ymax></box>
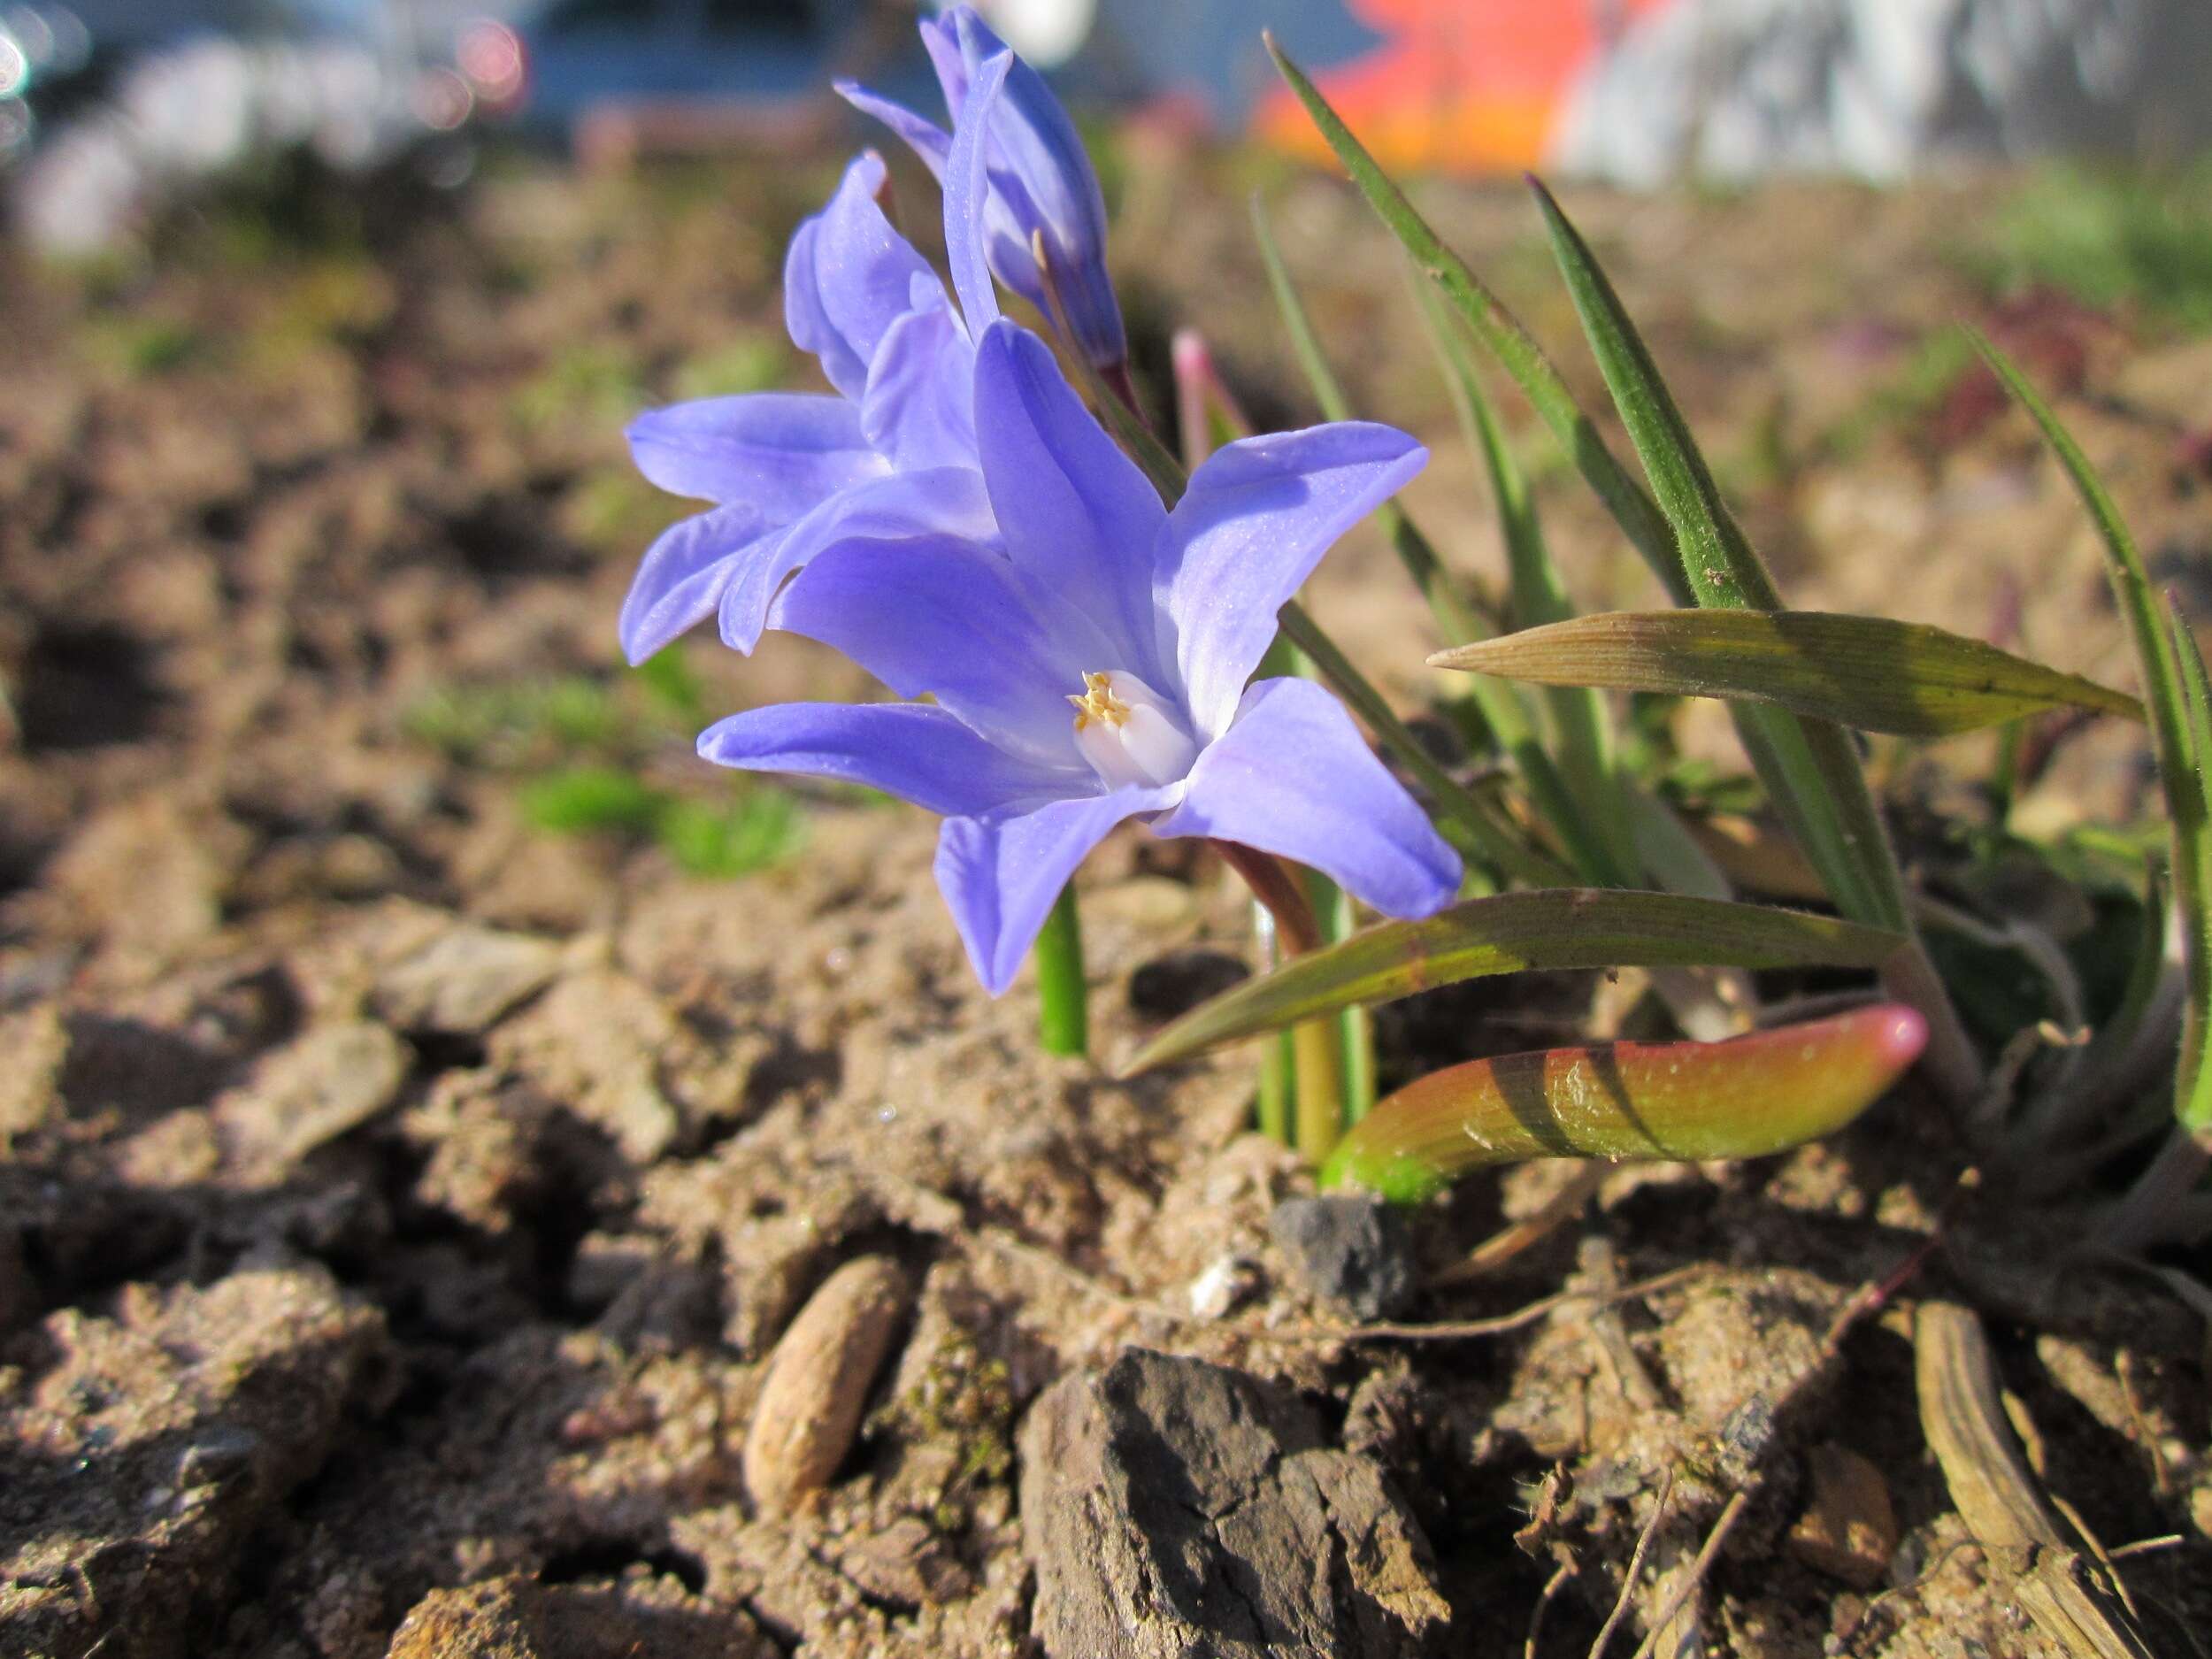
<box><xmin>1068</xmin><ymin>669</ymin><xmax>1197</xmax><ymax>789</ymax></box>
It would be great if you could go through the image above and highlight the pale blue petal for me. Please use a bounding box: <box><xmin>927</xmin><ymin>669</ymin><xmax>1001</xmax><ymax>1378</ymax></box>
<box><xmin>935</xmin><ymin>787</ymin><xmax>1168</xmax><ymax>995</ymax></box>
<box><xmin>950</xmin><ymin>7</ymin><xmax>1125</xmax><ymax>367</ymax></box>
<box><xmin>717</xmin><ymin>466</ymin><xmax>995</xmax><ymax>654</ymax></box>
<box><xmin>1153</xmin><ymin>678</ymin><xmax>1462</xmax><ymax>918</ymax></box>
<box><xmin>766</xmin><ymin>530</ymin><xmax>1085</xmax><ymax>767</ymax></box>
<box><xmin>784</xmin><ymin>152</ymin><xmax>938</xmax><ymax>400</ymax></box>
<box><xmin>626</xmin><ymin>393</ymin><xmax>882</xmax><ymax>509</ymax></box>
<box><xmin>833</xmin><ymin>81</ymin><xmax>952</xmax><ymax>180</ymax></box>
<box><xmin>618</xmin><ymin>503</ymin><xmax>775</xmax><ymax>664</ymax></box>
<box><xmin>860</xmin><ymin>298</ymin><xmax>977</xmax><ymax>472</ymax></box>
<box><xmin>943</xmin><ymin>50</ymin><xmax>1010</xmax><ymax>336</ymax></box>
<box><xmin>918</xmin><ymin>9</ymin><xmax>968</xmax><ymax>110</ymax></box>
<box><xmin>697</xmin><ymin>701</ymin><xmax>1067</xmax><ymax>818</ymax></box>
<box><xmin>971</xmin><ymin>320</ymin><xmax>1171</xmax><ymax>688</ymax></box>
<box><xmin>1159</xmin><ymin>423</ymin><xmax>1427</xmax><ymax>738</ymax></box>
<box><xmin>782</xmin><ymin>215</ymin><xmax>861</xmax><ymax>401</ymax></box>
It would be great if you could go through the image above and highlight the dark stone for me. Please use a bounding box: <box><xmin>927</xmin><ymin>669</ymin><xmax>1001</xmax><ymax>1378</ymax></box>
<box><xmin>1269</xmin><ymin>1194</ymin><xmax>1417</xmax><ymax>1321</ymax></box>
<box><xmin>1018</xmin><ymin>1348</ymin><xmax>1448</xmax><ymax>1659</ymax></box>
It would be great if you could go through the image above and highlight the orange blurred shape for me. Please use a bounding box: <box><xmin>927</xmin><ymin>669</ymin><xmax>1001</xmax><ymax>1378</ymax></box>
<box><xmin>1256</xmin><ymin>0</ymin><xmax>1677</xmax><ymax>173</ymax></box>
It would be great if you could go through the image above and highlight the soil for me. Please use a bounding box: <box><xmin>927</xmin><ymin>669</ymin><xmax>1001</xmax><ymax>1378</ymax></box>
<box><xmin>2</xmin><ymin>152</ymin><xmax>2209</xmax><ymax>1657</ymax></box>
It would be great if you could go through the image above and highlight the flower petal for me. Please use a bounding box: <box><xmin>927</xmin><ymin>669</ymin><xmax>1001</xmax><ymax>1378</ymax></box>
<box><xmin>935</xmin><ymin>787</ymin><xmax>1166</xmax><ymax>995</ymax></box>
<box><xmin>918</xmin><ymin>8</ymin><xmax>970</xmax><ymax>110</ymax></box>
<box><xmin>767</xmin><ymin>529</ymin><xmax>1084</xmax><ymax>767</ymax></box>
<box><xmin>619</xmin><ymin>503</ymin><xmax>776</xmax><ymax>665</ymax></box>
<box><xmin>860</xmin><ymin>296</ymin><xmax>977</xmax><ymax>472</ymax></box>
<box><xmin>833</xmin><ymin>81</ymin><xmax>952</xmax><ymax>180</ymax></box>
<box><xmin>1153</xmin><ymin>677</ymin><xmax>1462</xmax><ymax>918</ymax></box>
<box><xmin>972</xmin><ymin>320</ymin><xmax>1172</xmax><ymax>688</ymax></box>
<box><xmin>943</xmin><ymin>49</ymin><xmax>1011</xmax><ymax>336</ymax></box>
<box><xmin>626</xmin><ymin>392</ymin><xmax>882</xmax><ymax>510</ymax></box>
<box><xmin>949</xmin><ymin>6</ymin><xmax>1125</xmax><ymax>368</ymax></box>
<box><xmin>1158</xmin><ymin>423</ymin><xmax>1427</xmax><ymax>738</ymax></box>
<box><xmin>781</xmin><ymin>214</ymin><xmax>858</xmax><ymax>400</ymax></box>
<box><xmin>784</xmin><ymin>151</ymin><xmax>938</xmax><ymax>401</ymax></box>
<box><xmin>717</xmin><ymin>465</ymin><xmax>995</xmax><ymax>654</ymax></box>
<box><xmin>697</xmin><ymin>700</ymin><xmax>1066</xmax><ymax>818</ymax></box>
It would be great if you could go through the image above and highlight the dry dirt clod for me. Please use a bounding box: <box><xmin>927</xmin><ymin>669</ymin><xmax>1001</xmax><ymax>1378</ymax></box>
<box><xmin>220</xmin><ymin>1018</ymin><xmax>411</xmax><ymax>1169</ymax></box>
<box><xmin>836</xmin><ymin>1515</ymin><xmax>974</xmax><ymax>1609</ymax></box>
<box><xmin>1786</xmin><ymin>1442</ymin><xmax>1899</xmax><ymax>1588</ymax></box>
<box><xmin>0</xmin><ymin>1260</ymin><xmax>389</xmax><ymax>1659</ymax></box>
<box><xmin>384</xmin><ymin>1572</ymin><xmax>773</xmax><ymax>1659</ymax></box>
<box><xmin>1019</xmin><ymin>1347</ymin><xmax>1449</xmax><ymax>1659</ymax></box>
<box><xmin>370</xmin><ymin>920</ymin><xmax>563</xmax><ymax>1035</ymax></box>
<box><xmin>742</xmin><ymin>1256</ymin><xmax>912</xmax><ymax>1517</ymax></box>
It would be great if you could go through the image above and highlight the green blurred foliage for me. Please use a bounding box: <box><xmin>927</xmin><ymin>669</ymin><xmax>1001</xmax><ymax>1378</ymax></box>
<box><xmin>404</xmin><ymin>651</ymin><xmax>807</xmax><ymax>879</ymax></box>
<box><xmin>1976</xmin><ymin>163</ymin><xmax>2212</xmax><ymax>333</ymax></box>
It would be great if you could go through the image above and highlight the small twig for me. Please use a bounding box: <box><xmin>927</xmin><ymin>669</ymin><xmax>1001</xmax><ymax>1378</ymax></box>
<box><xmin>2114</xmin><ymin>1352</ymin><xmax>2173</xmax><ymax>1499</ymax></box>
<box><xmin>1587</xmin><ymin>1471</ymin><xmax>1672</xmax><ymax>1659</ymax></box>
<box><xmin>1579</xmin><ymin>1237</ymin><xmax>1663</xmax><ymax>1411</ymax></box>
<box><xmin>1336</xmin><ymin>1266</ymin><xmax>1710</xmax><ymax>1343</ymax></box>
<box><xmin>1625</xmin><ymin>1489</ymin><xmax>1751</xmax><ymax>1659</ymax></box>
<box><xmin>2105</xmin><ymin>1534</ymin><xmax>2185</xmax><ymax>1561</ymax></box>
<box><xmin>970</xmin><ymin>1210</ymin><xmax>1707</xmax><ymax>1344</ymax></box>
<box><xmin>1818</xmin><ymin>1165</ymin><xmax>1978</xmax><ymax>1355</ymax></box>
<box><xmin>1433</xmin><ymin>1164</ymin><xmax>1606</xmax><ymax>1286</ymax></box>
<box><xmin>1523</xmin><ymin>1548</ymin><xmax>1578</xmax><ymax>1659</ymax></box>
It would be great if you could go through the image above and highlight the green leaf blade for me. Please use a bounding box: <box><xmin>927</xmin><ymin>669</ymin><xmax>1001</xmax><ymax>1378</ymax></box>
<box><xmin>1432</xmin><ymin>610</ymin><xmax>2144</xmax><ymax>736</ymax></box>
<box><xmin>1121</xmin><ymin>888</ymin><xmax>1909</xmax><ymax>1072</ymax></box>
<box><xmin>1320</xmin><ymin>1003</ymin><xmax>1928</xmax><ymax>1202</ymax></box>
<box><xmin>2162</xmin><ymin>599</ymin><xmax>2212</xmax><ymax>1133</ymax></box>
<box><xmin>1977</xmin><ymin>332</ymin><xmax>2211</xmax><ymax>1134</ymax></box>
<box><xmin>1263</xmin><ymin>34</ymin><xmax>1689</xmax><ymax>605</ymax></box>
<box><xmin>1407</xmin><ymin>267</ymin><xmax>1640</xmax><ymax>886</ymax></box>
<box><xmin>1525</xmin><ymin>179</ymin><xmax>1780</xmax><ymax>612</ymax></box>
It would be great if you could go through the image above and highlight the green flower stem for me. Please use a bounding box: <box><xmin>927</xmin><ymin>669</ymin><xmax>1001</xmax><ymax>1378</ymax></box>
<box><xmin>1256</xmin><ymin>1028</ymin><xmax>1294</xmax><ymax>1145</ymax></box>
<box><xmin>1291</xmin><ymin>1018</ymin><xmax>1347</xmax><ymax>1166</ymax></box>
<box><xmin>1034</xmin><ymin>881</ymin><xmax>1089</xmax><ymax>1058</ymax></box>
<box><xmin>1216</xmin><ymin>840</ymin><xmax>1348</xmax><ymax>1161</ymax></box>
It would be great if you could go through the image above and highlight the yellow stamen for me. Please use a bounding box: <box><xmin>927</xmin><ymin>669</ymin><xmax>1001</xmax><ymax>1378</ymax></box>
<box><xmin>1067</xmin><ymin>670</ymin><xmax>1131</xmax><ymax>733</ymax></box>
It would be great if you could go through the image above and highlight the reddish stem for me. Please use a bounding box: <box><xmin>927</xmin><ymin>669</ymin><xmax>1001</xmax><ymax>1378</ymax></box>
<box><xmin>1102</xmin><ymin>359</ymin><xmax>1144</xmax><ymax>423</ymax></box>
<box><xmin>1214</xmin><ymin>841</ymin><xmax>1322</xmax><ymax>955</ymax></box>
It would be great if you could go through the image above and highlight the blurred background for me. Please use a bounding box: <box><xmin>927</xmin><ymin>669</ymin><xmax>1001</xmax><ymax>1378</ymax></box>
<box><xmin>3</xmin><ymin>0</ymin><xmax>2210</xmax><ymax>966</ymax></box>
<box><xmin>6</xmin><ymin>0</ymin><xmax>2212</xmax><ymax>253</ymax></box>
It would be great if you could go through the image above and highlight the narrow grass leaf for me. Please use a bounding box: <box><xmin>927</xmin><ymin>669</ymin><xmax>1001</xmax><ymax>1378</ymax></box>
<box><xmin>1409</xmin><ymin>267</ymin><xmax>1637</xmax><ymax>883</ymax></box>
<box><xmin>1525</xmin><ymin>181</ymin><xmax>1909</xmax><ymax>918</ymax></box>
<box><xmin>1976</xmin><ymin>329</ymin><xmax>2211</xmax><ymax>1133</ymax></box>
<box><xmin>1249</xmin><ymin>196</ymin><xmax>1489</xmax><ymax>644</ymax></box>
<box><xmin>1263</xmin><ymin>35</ymin><xmax>1688</xmax><ymax>603</ymax></box>
<box><xmin>1322</xmin><ymin>1004</ymin><xmax>1927</xmax><ymax>1202</ymax></box>
<box><xmin>1244</xmin><ymin>198</ymin><xmax>1613</xmax><ymax>883</ymax></box>
<box><xmin>1526</xmin><ymin>180</ymin><xmax>1982</xmax><ymax>1094</ymax></box>
<box><xmin>1269</xmin><ymin>34</ymin><xmax>1974</xmax><ymax>1100</ymax></box>
<box><xmin>2163</xmin><ymin>600</ymin><xmax>2212</xmax><ymax>1132</ymax></box>
<box><xmin>1434</xmin><ymin>610</ymin><xmax>2143</xmax><ymax>736</ymax></box>
<box><xmin>1121</xmin><ymin>887</ymin><xmax>1909</xmax><ymax>1072</ymax></box>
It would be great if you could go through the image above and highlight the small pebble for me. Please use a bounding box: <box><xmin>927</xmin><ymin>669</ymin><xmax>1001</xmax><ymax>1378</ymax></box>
<box><xmin>1186</xmin><ymin>1255</ymin><xmax>1259</xmax><ymax>1320</ymax></box>
<box><xmin>1270</xmin><ymin>1194</ymin><xmax>1417</xmax><ymax>1321</ymax></box>
<box><xmin>742</xmin><ymin>1256</ymin><xmax>910</xmax><ymax>1517</ymax></box>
